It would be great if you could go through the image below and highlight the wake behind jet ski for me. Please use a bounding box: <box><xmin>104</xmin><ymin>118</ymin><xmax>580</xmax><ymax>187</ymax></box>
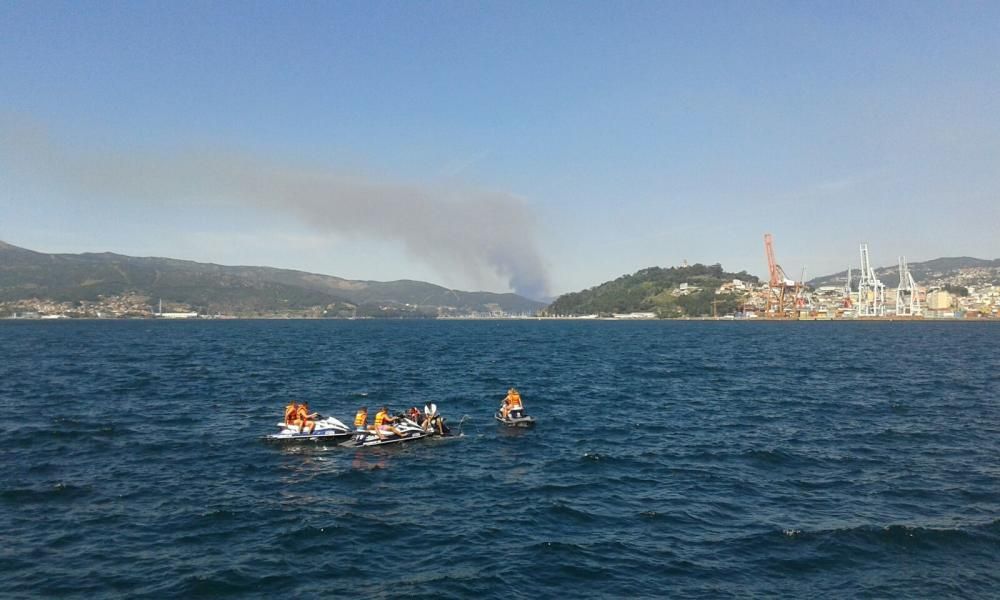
<box><xmin>496</xmin><ymin>388</ymin><xmax>535</xmax><ymax>427</ymax></box>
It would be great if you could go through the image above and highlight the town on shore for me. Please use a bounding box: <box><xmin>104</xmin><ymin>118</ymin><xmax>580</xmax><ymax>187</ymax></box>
<box><xmin>3</xmin><ymin>238</ymin><xmax>998</xmax><ymax>321</ymax></box>
<box><xmin>3</xmin><ymin>277</ymin><xmax>997</xmax><ymax>321</ymax></box>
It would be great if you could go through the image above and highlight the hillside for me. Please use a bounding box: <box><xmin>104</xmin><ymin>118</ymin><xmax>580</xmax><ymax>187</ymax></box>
<box><xmin>544</xmin><ymin>263</ymin><xmax>759</xmax><ymax>318</ymax></box>
<box><xmin>0</xmin><ymin>241</ymin><xmax>544</xmax><ymax>317</ymax></box>
<box><xmin>809</xmin><ymin>257</ymin><xmax>1000</xmax><ymax>289</ymax></box>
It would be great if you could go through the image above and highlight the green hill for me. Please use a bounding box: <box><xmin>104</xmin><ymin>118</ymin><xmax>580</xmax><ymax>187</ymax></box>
<box><xmin>0</xmin><ymin>241</ymin><xmax>544</xmax><ymax>316</ymax></box>
<box><xmin>544</xmin><ymin>263</ymin><xmax>759</xmax><ymax>318</ymax></box>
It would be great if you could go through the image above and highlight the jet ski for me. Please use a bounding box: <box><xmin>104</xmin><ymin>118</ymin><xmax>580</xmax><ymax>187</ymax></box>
<box><xmin>424</xmin><ymin>414</ymin><xmax>452</xmax><ymax>437</ymax></box>
<box><xmin>343</xmin><ymin>414</ymin><xmax>449</xmax><ymax>447</ymax></box>
<box><xmin>265</xmin><ymin>416</ymin><xmax>353</xmax><ymax>443</ymax></box>
<box><xmin>495</xmin><ymin>407</ymin><xmax>535</xmax><ymax>427</ymax></box>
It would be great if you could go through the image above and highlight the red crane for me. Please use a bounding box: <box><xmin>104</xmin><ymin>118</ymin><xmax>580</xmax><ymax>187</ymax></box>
<box><xmin>763</xmin><ymin>233</ymin><xmax>796</xmax><ymax>317</ymax></box>
<box><xmin>764</xmin><ymin>233</ymin><xmax>781</xmax><ymax>288</ymax></box>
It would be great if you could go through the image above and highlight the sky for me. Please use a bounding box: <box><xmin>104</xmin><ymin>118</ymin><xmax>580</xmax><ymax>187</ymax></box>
<box><xmin>1</xmin><ymin>1</ymin><xmax>998</xmax><ymax>298</ymax></box>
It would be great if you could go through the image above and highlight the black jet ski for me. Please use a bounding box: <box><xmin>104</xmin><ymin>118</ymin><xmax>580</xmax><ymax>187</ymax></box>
<box><xmin>423</xmin><ymin>413</ymin><xmax>452</xmax><ymax>437</ymax></box>
<box><xmin>265</xmin><ymin>416</ymin><xmax>353</xmax><ymax>443</ymax></box>
<box><xmin>495</xmin><ymin>407</ymin><xmax>535</xmax><ymax>427</ymax></box>
<box><xmin>342</xmin><ymin>415</ymin><xmax>437</xmax><ymax>448</ymax></box>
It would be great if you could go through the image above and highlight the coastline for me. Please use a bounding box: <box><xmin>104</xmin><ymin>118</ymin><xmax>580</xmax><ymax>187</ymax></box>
<box><xmin>3</xmin><ymin>315</ymin><xmax>997</xmax><ymax>322</ymax></box>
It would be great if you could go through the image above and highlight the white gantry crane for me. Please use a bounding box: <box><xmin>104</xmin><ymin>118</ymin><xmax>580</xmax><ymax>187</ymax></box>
<box><xmin>894</xmin><ymin>256</ymin><xmax>922</xmax><ymax>316</ymax></box>
<box><xmin>843</xmin><ymin>266</ymin><xmax>854</xmax><ymax>308</ymax></box>
<box><xmin>857</xmin><ymin>243</ymin><xmax>886</xmax><ymax>317</ymax></box>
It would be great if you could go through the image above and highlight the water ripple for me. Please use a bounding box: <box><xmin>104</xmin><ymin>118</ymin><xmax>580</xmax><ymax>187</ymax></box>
<box><xmin>0</xmin><ymin>320</ymin><xmax>998</xmax><ymax>598</ymax></box>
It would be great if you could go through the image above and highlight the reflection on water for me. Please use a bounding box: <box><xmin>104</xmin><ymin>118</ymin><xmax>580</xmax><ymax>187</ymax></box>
<box><xmin>277</xmin><ymin>447</ymin><xmax>344</xmax><ymax>485</ymax></box>
<box><xmin>351</xmin><ymin>450</ymin><xmax>388</xmax><ymax>472</ymax></box>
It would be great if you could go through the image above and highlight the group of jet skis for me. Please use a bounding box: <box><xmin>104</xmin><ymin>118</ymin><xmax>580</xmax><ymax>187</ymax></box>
<box><xmin>266</xmin><ymin>387</ymin><xmax>535</xmax><ymax>447</ymax></box>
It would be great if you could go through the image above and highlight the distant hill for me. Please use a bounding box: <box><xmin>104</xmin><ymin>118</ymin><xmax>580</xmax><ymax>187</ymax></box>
<box><xmin>544</xmin><ymin>263</ymin><xmax>759</xmax><ymax>318</ymax></box>
<box><xmin>0</xmin><ymin>241</ymin><xmax>544</xmax><ymax>316</ymax></box>
<box><xmin>809</xmin><ymin>257</ymin><xmax>1000</xmax><ymax>289</ymax></box>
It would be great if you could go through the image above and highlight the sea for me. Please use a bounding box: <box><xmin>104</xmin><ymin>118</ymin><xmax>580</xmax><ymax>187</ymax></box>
<box><xmin>1</xmin><ymin>320</ymin><xmax>997</xmax><ymax>599</ymax></box>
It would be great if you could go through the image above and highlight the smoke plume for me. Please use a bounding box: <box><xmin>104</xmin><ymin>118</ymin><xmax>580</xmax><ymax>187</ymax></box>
<box><xmin>0</xmin><ymin>122</ymin><xmax>550</xmax><ymax>299</ymax></box>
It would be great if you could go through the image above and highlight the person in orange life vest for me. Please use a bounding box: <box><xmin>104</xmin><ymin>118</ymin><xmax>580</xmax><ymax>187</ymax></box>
<box><xmin>284</xmin><ymin>401</ymin><xmax>299</xmax><ymax>425</ymax></box>
<box><xmin>501</xmin><ymin>388</ymin><xmax>523</xmax><ymax>418</ymax></box>
<box><xmin>354</xmin><ymin>406</ymin><xmax>385</xmax><ymax>440</ymax></box>
<box><xmin>374</xmin><ymin>406</ymin><xmax>404</xmax><ymax>439</ymax></box>
<box><xmin>353</xmin><ymin>406</ymin><xmax>369</xmax><ymax>432</ymax></box>
<box><xmin>408</xmin><ymin>406</ymin><xmax>422</xmax><ymax>423</ymax></box>
<box><xmin>296</xmin><ymin>401</ymin><xmax>318</xmax><ymax>434</ymax></box>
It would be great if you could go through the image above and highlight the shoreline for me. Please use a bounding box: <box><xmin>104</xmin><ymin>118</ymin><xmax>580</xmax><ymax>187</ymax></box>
<box><xmin>2</xmin><ymin>316</ymin><xmax>997</xmax><ymax>323</ymax></box>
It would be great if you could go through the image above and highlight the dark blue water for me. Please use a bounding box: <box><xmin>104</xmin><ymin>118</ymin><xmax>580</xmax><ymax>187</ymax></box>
<box><xmin>1</xmin><ymin>321</ymin><xmax>998</xmax><ymax>598</ymax></box>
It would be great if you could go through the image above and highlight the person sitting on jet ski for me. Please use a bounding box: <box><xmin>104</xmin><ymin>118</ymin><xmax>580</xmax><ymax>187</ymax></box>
<box><xmin>407</xmin><ymin>406</ymin><xmax>422</xmax><ymax>423</ymax></box>
<box><xmin>501</xmin><ymin>388</ymin><xmax>524</xmax><ymax>418</ymax></box>
<box><xmin>355</xmin><ymin>406</ymin><xmax>387</xmax><ymax>440</ymax></box>
<box><xmin>284</xmin><ymin>400</ymin><xmax>299</xmax><ymax>425</ymax></box>
<box><xmin>296</xmin><ymin>401</ymin><xmax>319</xmax><ymax>434</ymax></box>
<box><xmin>422</xmin><ymin>402</ymin><xmax>445</xmax><ymax>435</ymax></box>
<box><xmin>354</xmin><ymin>406</ymin><xmax>369</xmax><ymax>431</ymax></box>
<box><xmin>374</xmin><ymin>406</ymin><xmax>405</xmax><ymax>439</ymax></box>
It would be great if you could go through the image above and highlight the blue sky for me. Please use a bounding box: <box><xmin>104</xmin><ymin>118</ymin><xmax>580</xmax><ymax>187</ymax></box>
<box><xmin>2</xmin><ymin>1</ymin><xmax>998</xmax><ymax>297</ymax></box>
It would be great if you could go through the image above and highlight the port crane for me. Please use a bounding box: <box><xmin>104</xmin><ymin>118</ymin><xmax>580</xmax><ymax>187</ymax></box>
<box><xmin>857</xmin><ymin>243</ymin><xmax>886</xmax><ymax>317</ymax></box>
<box><xmin>795</xmin><ymin>267</ymin><xmax>813</xmax><ymax>311</ymax></box>
<box><xmin>763</xmin><ymin>233</ymin><xmax>799</xmax><ymax>317</ymax></box>
<box><xmin>843</xmin><ymin>266</ymin><xmax>854</xmax><ymax>308</ymax></box>
<box><xmin>894</xmin><ymin>256</ymin><xmax>921</xmax><ymax>316</ymax></box>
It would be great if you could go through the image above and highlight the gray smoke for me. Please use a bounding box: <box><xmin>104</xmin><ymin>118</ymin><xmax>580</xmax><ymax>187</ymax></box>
<box><xmin>0</xmin><ymin>122</ymin><xmax>550</xmax><ymax>298</ymax></box>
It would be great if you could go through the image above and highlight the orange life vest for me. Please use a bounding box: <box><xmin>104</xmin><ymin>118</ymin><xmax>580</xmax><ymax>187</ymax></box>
<box><xmin>374</xmin><ymin>410</ymin><xmax>388</xmax><ymax>427</ymax></box>
<box><xmin>508</xmin><ymin>393</ymin><xmax>523</xmax><ymax>408</ymax></box>
<box><xmin>354</xmin><ymin>411</ymin><xmax>367</xmax><ymax>427</ymax></box>
<box><xmin>284</xmin><ymin>404</ymin><xmax>298</xmax><ymax>424</ymax></box>
<box><xmin>296</xmin><ymin>405</ymin><xmax>310</xmax><ymax>421</ymax></box>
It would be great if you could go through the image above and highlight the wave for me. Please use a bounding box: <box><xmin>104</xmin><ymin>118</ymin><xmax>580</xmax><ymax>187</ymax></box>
<box><xmin>0</xmin><ymin>483</ymin><xmax>92</xmax><ymax>504</ymax></box>
<box><xmin>167</xmin><ymin>570</ymin><xmax>287</xmax><ymax>597</ymax></box>
<box><xmin>648</xmin><ymin>447</ymin><xmax>818</xmax><ymax>468</ymax></box>
<box><xmin>740</xmin><ymin>448</ymin><xmax>795</xmax><ymax>464</ymax></box>
<box><xmin>529</xmin><ymin>481</ymin><xmax>592</xmax><ymax>494</ymax></box>
<box><xmin>539</xmin><ymin>501</ymin><xmax>602</xmax><ymax>524</ymax></box>
<box><xmin>772</xmin><ymin>519</ymin><xmax>1000</xmax><ymax>549</ymax></box>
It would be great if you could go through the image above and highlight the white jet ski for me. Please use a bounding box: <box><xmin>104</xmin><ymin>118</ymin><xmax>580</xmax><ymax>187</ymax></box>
<box><xmin>265</xmin><ymin>416</ymin><xmax>353</xmax><ymax>443</ymax></box>
<box><xmin>343</xmin><ymin>415</ymin><xmax>438</xmax><ymax>448</ymax></box>
<box><xmin>495</xmin><ymin>407</ymin><xmax>536</xmax><ymax>427</ymax></box>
